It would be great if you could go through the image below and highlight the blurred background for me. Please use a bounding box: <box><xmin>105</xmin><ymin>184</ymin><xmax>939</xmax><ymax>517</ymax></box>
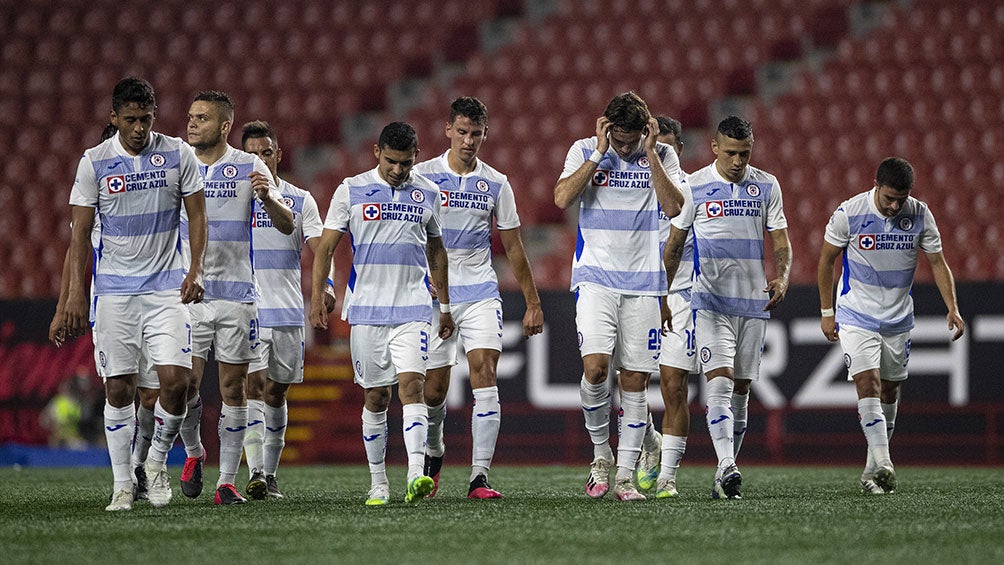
<box><xmin>1</xmin><ymin>0</ymin><xmax>1002</xmax><ymax>467</ymax></box>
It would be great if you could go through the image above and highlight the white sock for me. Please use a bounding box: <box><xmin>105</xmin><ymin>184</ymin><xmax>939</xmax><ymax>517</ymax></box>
<box><xmin>131</xmin><ymin>404</ymin><xmax>155</xmax><ymax>468</ymax></box>
<box><xmin>706</xmin><ymin>376</ymin><xmax>735</xmax><ymax>469</ymax></box>
<box><xmin>243</xmin><ymin>399</ymin><xmax>266</xmax><ymax>477</ymax></box>
<box><xmin>858</xmin><ymin>397</ymin><xmax>891</xmax><ymax>469</ymax></box>
<box><xmin>402</xmin><ymin>403</ymin><xmax>429</xmax><ymax>481</ymax></box>
<box><xmin>615</xmin><ymin>390</ymin><xmax>647</xmax><ymax>481</ymax></box>
<box><xmin>426</xmin><ymin>401</ymin><xmax>446</xmax><ymax>458</ymax></box>
<box><xmin>263</xmin><ymin>401</ymin><xmax>287</xmax><ymax>476</ymax></box>
<box><xmin>104</xmin><ymin>402</ymin><xmax>136</xmax><ymax>492</ymax></box>
<box><xmin>865</xmin><ymin>400</ymin><xmax>899</xmax><ymax>476</ymax></box>
<box><xmin>580</xmin><ymin>376</ymin><xmax>612</xmax><ymax>461</ymax></box>
<box><xmin>179</xmin><ymin>393</ymin><xmax>204</xmax><ymax>458</ymax></box>
<box><xmin>362</xmin><ymin>407</ymin><xmax>388</xmax><ymax>486</ymax></box>
<box><xmin>471</xmin><ymin>386</ymin><xmax>500</xmax><ymax>480</ymax></box>
<box><xmin>217</xmin><ymin>404</ymin><xmax>248</xmax><ymax>487</ymax></box>
<box><xmin>659</xmin><ymin>434</ymin><xmax>687</xmax><ymax>482</ymax></box>
<box><xmin>643</xmin><ymin>412</ymin><xmax>661</xmax><ymax>451</ymax></box>
<box><xmin>148</xmin><ymin>399</ymin><xmax>185</xmax><ymax>468</ymax></box>
<box><xmin>731</xmin><ymin>391</ymin><xmax>749</xmax><ymax>458</ymax></box>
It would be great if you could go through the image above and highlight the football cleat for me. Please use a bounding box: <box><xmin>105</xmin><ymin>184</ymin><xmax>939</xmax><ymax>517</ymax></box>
<box><xmin>874</xmin><ymin>465</ymin><xmax>897</xmax><ymax>494</ymax></box>
<box><xmin>133</xmin><ymin>465</ymin><xmax>148</xmax><ymax>501</ymax></box>
<box><xmin>636</xmin><ymin>433</ymin><xmax>661</xmax><ymax>491</ymax></box>
<box><xmin>655</xmin><ymin>478</ymin><xmax>679</xmax><ymax>499</ymax></box>
<box><xmin>105</xmin><ymin>488</ymin><xmax>134</xmax><ymax>512</ymax></box>
<box><xmin>365</xmin><ymin>483</ymin><xmax>390</xmax><ymax>506</ymax></box>
<box><xmin>214</xmin><ymin>484</ymin><xmax>247</xmax><ymax>505</ymax></box>
<box><xmin>860</xmin><ymin>477</ymin><xmax>886</xmax><ymax>495</ymax></box>
<box><xmin>712</xmin><ymin>463</ymin><xmax>742</xmax><ymax>500</ymax></box>
<box><xmin>180</xmin><ymin>452</ymin><xmax>205</xmax><ymax>498</ymax></box>
<box><xmin>468</xmin><ymin>475</ymin><xmax>503</xmax><ymax>499</ymax></box>
<box><xmin>585</xmin><ymin>457</ymin><xmax>613</xmax><ymax>499</ymax></box>
<box><xmin>146</xmin><ymin>465</ymin><xmax>173</xmax><ymax>508</ymax></box>
<box><xmin>405</xmin><ymin>475</ymin><xmax>435</xmax><ymax>503</ymax></box>
<box><xmin>424</xmin><ymin>454</ymin><xmax>444</xmax><ymax>498</ymax></box>
<box><xmin>265</xmin><ymin>475</ymin><xmax>284</xmax><ymax>500</ymax></box>
<box><xmin>613</xmin><ymin>478</ymin><xmax>646</xmax><ymax>501</ymax></box>
<box><xmin>246</xmin><ymin>469</ymin><xmax>267</xmax><ymax>500</ymax></box>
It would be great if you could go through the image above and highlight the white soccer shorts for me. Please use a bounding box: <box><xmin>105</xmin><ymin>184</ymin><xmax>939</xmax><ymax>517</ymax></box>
<box><xmin>695</xmin><ymin>309</ymin><xmax>766</xmax><ymax>381</ymax></box>
<box><xmin>659</xmin><ymin>292</ymin><xmax>698</xmax><ymax>373</ymax></box>
<box><xmin>248</xmin><ymin>326</ymin><xmax>305</xmax><ymax>384</ymax></box>
<box><xmin>350</xmin><ymin>321</ymin><xmax>431</xmax><ymax>388</ymax></box>
<box><xmin>92</xmin><ymin>291</ymin><xmax>192</xmax><ymax>379</ymax></box>
<box><xmin>188</xmin><ymin>300</ymin><xmax>260</xmax><ymax>364</ymax></box>
<box><xmin>839</xmin><ymin>325</ymin><xmax>910</xmax><ymax>382</ymax></box>
<box><xmin>575</xmin><ymin>283</ymin><xmax>661</xmax><ymax>374</ymax></box>
<box><xmin>428</xmin><ymin>298</ymin><xmax>503</xmax><ymax>369</ymax></box>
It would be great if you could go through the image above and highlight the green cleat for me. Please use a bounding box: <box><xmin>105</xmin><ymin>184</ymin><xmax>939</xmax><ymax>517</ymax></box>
<box><xmin>636</xmin><ymin>433</ymin><xmax>661</xmax><ymax>491</ymax></box>
<box><xmin>365</xmin><ymin>483</ymin><xmax>390</xmax><ymax>506</ymax></box>
<box><xmin>405</xmin><ymin>476</ymin><xmax>435</xmax><ymax>503</ymax></box>
<box><xmin>655</xmin><ymin>478</ymin><xmax>679</xmax><ymax>499</ymax></box>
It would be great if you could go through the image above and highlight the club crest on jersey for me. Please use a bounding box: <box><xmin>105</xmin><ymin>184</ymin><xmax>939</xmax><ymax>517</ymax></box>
<box><xmin>592</xmin><ymin>170</ymin><xmax>609</xmax><ymax>186</ymax></box>
<box><xmin>638</xmin><ymin>156</ymin><xmax>650</xmax><ymax>168</ymax></box>
<box><xmin>222</xmin><ymin>164</ymin><xmax>239</xmax><ymax>179</ymax></box>
<box><xmin>282</xmin><ymin>197</ymin><xmax>295</xmax><ymax>209</ymax></box>
<box><xmin>440</xmin><ymin>191</ymin><xmax>450</xmax><ymax>206</ymax></box>
<box><xmin>705</xmin><ymin>201</ymin><xmax>724</xmax><ymax>217</ymax></box>
<box><xmin>898</xmin><ymin>217</ymin><xmax>914</xmax><ymax>231</ymax></box>
<box><xmin>362</xmin><ymin>203</ymin><xmax>381</xmax><ymax>221</ymax></box>
<box><xmin>149</xmin><ymin>153</ymin><xmax>166</xmax><ymax>167</ymax></box>
<box><xmin>700</xmin><ymin>347</ymin><xmax>712</xmax><ymax>364</ymax></box>
<box><xmin>746</xmin><ymin>184</ymin><xmax>761</xmax><ymax>197</ymax></box>
<box><xmin>858</xmin><ymin>234</ymin><xmax>876</xmax><ymax>250</ymax></box>
<box><xmin>106</xmin><ymin>175</ymin><xmax>126</xmax><ymax>194</ymax></box>
<box><xmin>476</xmin><ymin>179</ymin><xmax>490</xmax><ymax>193</ymax></box>
<box><xmin>411</xmin><ymin>189</ymin><xmax>425</xmax><ymax>203</ymax></box>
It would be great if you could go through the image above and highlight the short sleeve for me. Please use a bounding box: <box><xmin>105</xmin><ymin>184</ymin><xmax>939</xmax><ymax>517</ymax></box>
<box><xmin>765</xmin><ymin>179</ymin><xmax>788</xmax><ymax>231</ymax></box>
<box><xmin>823</xmin><ymin>205</ymin><xmax>851</xmax><ymax>247</ymax></box>
<box><xmin>300</xmin><ymin>192</ymin><xmax>323</xmax><ymax>240</ymax></box>
<box><xmin>559</xmin><ymin>138</ymin><xmax>592</xmax><ymax>180</ymax></box>
<box><xmin>659</xmin><ymin>144</ymin><xmax>684</xmax><ymax>186</ymax></box>
<box><xmin>68</xmin><ymin>155</ymin><xmax>98</xmax><ymax>207</ymax></box>
<box><xmin>670</xmin><ymin>182</ymin><xmax>695</xmax><ymax>231</ymax></box>
<box><xmin>494</xmin><ymin>179</ymin><xmax>521</xmax><ymax>230</ymax></box>
<box><xmin>323</xmin><ymin>183</ymin><xmax>350</xmax><ymax>232</ymax></box>
<box><xmin>178</xmin><ymin>144</ymin><xmax>204</xmax><ymax>197</ymax></box>
<box><xmin>426</xmin><ymin>193</ymin><xmax>443</xmax><ymax>238</ymax></box>
<box><xmin>918</xmin><ymin>206</ymin><xmax>942</xmax><ymax>254</ymax></box>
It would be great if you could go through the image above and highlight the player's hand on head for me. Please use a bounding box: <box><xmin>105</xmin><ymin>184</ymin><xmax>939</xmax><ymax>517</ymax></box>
<box><xmin>644</xmin><ymin>117</ymin><xmax>659</xmax><ymax>152</ymax></box>
<box><xmin>947</xmin><ymin>311</ymin><xmax>965</xmax><ymax>341</ymax></box>
<box><xmin>595</xmin><ymin>117</ymin><xmax>611</xmax><ymax>155</ymax></box>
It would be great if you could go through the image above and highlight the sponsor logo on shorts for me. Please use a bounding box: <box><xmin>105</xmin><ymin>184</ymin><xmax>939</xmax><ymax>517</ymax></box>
<box><xmin>99</xmin><ymin>351</ymin><xmax>107</xmax><ymax>367</ymax></box>
<box><xmin>700</xmin><ymin>346</ymin><xmax>712</xmax><ymax>363</ymax></box>
<box><xmin>843</xmin><ymin>353</ymin><xmax>851</xmax><ymax>368</ymax></box>
<box><xmin>355</xmin><ymin>360</ymin><xmax>363</xmax><ymax>375</ymax></box>
<box><xmin>577</xmin><ymin>331</ymin><xmax>584</xmax><ymax>349</ymax></box>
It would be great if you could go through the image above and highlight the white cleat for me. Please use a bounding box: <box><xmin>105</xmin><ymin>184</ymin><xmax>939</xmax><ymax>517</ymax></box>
<box><xmin>655</xmin><ymin>477</ymin><xmax>679</xmax><ymax>499</ymax></box>
<box><xmin>365</xmin><ymin>483</ymin><xmax>390</xmax><ymax>506</ymax></box>
<box><xmin>585</xmin><ymin>457</ymin><xmax>613</xmax><ymax>499</ymax></box>
<box><xmin>860</xmin><ymin>476</ymin><xmax>886</xmax><ymax>495</ymax></box>
<box><xmin>873</xmin><ymin>465</ymin><xmax>897</xmax><ymax>494</ymax></box>
<box><xmin>105</xmin><ymin>488</ymin><xmax>134</xmax><ymax>511</ymax></box>
<box><xmin>146</xmin><ymin>465</ymin><xmax>173</xmax><ymax>508</ymax></box>
<box><xmin>613</xmin><ymin>478</ymin><xmax>646</xmax><ymax>501</ymax></box>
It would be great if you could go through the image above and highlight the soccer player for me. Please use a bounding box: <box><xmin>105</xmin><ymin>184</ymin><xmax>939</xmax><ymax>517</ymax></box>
<box><xmin>413</xmin><ymin>96</ymin><xmax>544</xmax><ymax>499</ymax></box>
<box><xmin>664</xmin><ymin>116</ymin><xmax>792</xmax><ymax>500</ymax></box>
<box><xmin>554</xmin><ymin>92</ymin><xmax>685</xmax><ymax>501</ymax></box>
<box><xmin>180</xmin><ymin>91</ymin><xmax>293</xmax><ymax>505</ymax></box>
<box><xmin>240</xmin><ymin>120</ymin><xmax>335</xmax><ymax>500</ymax></box>
<box><xmin>637</xmin><ymin>116</ymin><xmax>698</xmax><ymax>499</ymax></box>
<box><xmin>58</xmin><ymin>77</ymin><xmax>208</xmax><ymax>510</ymax></box>
<box><xmin>818</xmin><ymin>157</ymin><xmax>964</xmax><ymax>494</ymax></box>
<box><xmin>310</xmin><ymin>122</ymin><xmax>455</xmax><ymax>506</ymax></box>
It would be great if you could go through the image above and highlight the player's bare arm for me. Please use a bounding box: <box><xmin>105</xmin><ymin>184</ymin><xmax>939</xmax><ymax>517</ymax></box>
<box><xmin>554</xmin><ymin>117</ymin><xmax>611</xmax><ymax>209</ymax></box>
<box><xmin>817</xmin><ymin>240</ymin><xmax>844</xmax><ymax>342</ymax></box>
<box><xmin>926</xmin><ymin>250</ymin><xmax>966</xmax><ymax>341</ymax></box>
<box><xmin>661</xmin><ymin>225</ymin><xmax>688</xmax><ymax>334</ymax></box>
<box><xmin>644</xmin><ymin>117</ymin><xmax>684</xmax><ymax>218</ymax></box>
<box><xmin>251</xmin><ymin>170</ymin><xmax>294</xmax><ymax>234</ymax></box>
<box><xmin>49</xmin><ymin>247</ymin><xmax>73</xmax><ymax>346</ymax></box>
<box><xmin>306</xmin><ymin>237</ymin><xmax>337</xmax><ymax>313</ymax></box>
<box><xmin>426</xmin><ymin>235</ymin><xmax>455</xmax><ymax>339</ymax></box>
<box><xmin>180</xmin><ymin>190</ymin><xmax>207</xmax><ymax>304</ymax></box>
<box><xmin>62</xmin><ymin>206</ymin><xmax>96</xmax><ymax>338</ymax></box>
<box><xmin>499</xmin><ymin>227</ymin><xmax>543</xmax><ymax>338</ymax></box>
<box><xmin>764</xmin><ymin>228</ymin><xmax>792</xmax><ymax>311</ymax></box>
<box><xmin>309</xmin><ymin>228</ymin><xmax>343</xmax><ymax>330</ymax></box>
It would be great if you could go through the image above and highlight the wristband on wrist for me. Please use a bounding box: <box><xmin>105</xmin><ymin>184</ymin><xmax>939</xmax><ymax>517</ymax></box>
<box><xmin>820</xmin><ymin>308</ymin><xmax>835</xmax><ymax>317</ymax></box>
<box><xmin>439</xmin><ymin>302</ymin><xmax>451</xmax><ymax>314</ymax></box>
<box><xmin>588</xmin><ymin>150</ymin><xmax>603</xmax><ymax>164</ymax></box>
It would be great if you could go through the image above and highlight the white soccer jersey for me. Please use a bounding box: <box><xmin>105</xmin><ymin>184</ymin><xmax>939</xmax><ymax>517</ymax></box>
<box><xmin>181</xmin><ymin>144</ymin><xmax>281</xmax><ymax>303</ymax></box>
<box><xmin>323</xmin><ymin>168</ymin><xmax>442</xmax><ymax>326</ymax></box>
<box><xmin>561</xmin><ymin>137</ymin><xmax>683</xmax><ymax>295</ymax></box>
<box><xmin>824</xmin><ymin>188</ymin><xmax>942</xmax><ymax>334</ymax></box>
<box><xmin>413</xmin><ymin>151</ymin><xmax>519</xmax><ymax>304</ymax></box>
<box><xmin>673</xmin><ymin>163</ymin><xmax>788</xmax><ymax>319</ymax></box>
<box><xmin>69</xmin><ymin>132</ymin><xmax>203</xmax><ymax>295</ymax></box>
<box><xmin>659</xmin><ymin>177</ymin><xmax>695</xmax><ymax>294</ymax></box>
<box><xmin>252</xmin><ymin>178</ymin><xmax>323</xmax><ymax>327</ymax></box>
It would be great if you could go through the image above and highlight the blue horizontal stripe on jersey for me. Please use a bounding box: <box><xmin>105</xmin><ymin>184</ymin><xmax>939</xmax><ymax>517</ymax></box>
<box><xmin>254</xmin><ymin>248</ymin><xmax>301</xmax><ymax>270</ymax></box>
<box><xmin>442</xmin><ymin>228</ymin><xmax>490</xmax><ymax>250</ymax></box>
<box><xmin>208</xmin><ymin>220</ymin><xmax>252</xmax><ymax>242</ymax></box>
<box><xmin>353</xmin><ymin>243</ymin><xmax>425</xmax><ymax>267</ymax></box>
<box><xmin>845</xmin><ymin>257</ymin><xmax>915</xmax><ymax>289</ymax></box>
<box><xmin>694</xmin><ymin>237</ymin><xmax>764</xmax><ymax>260</ymax></box>
<box><xmin>257</xmin><ymin>307</ymin><xmax>305</xmax><ymax>328</ymax></box>
<box><xmin>691</xmin><ymin>291</ymin><xmax>769</xmax><ymax>319</ymax></box>
<box><xmin>100</xmin><ymin>209</ymin><xmax>180</xmax><ymax>238</ymax></box>
<box><xmin>347</xmin><ymin>304</ymin><xmax>433</xmax><ymax>325</ymax></box>
<box><xmin>837</xmin><ymin>307</ymin><xmax>914</xmax><ymax>335</ymax></box>
<box><xmin>671</xmin><ymin>288</ymin><xmax>692</xmax><ymax>301</ymax></box>
<box><xmin>578</xmin><ymin>208</ymin><xmax>659</xmax><ymax>231</ymax></box>
<box><xmin>94</xmin><ymin>269</ymin><xmax>185</xmax><ymax>295</ymax></box>
<box><xmin>204</xmin><ymin>280</ymin><xmax>257</xmax><ymax>302</ymax></box>
<box><xmin>450</xmin><ymin>282</ymin><xmax>500</xmax><ymax>304</ymax></box>
<box><xmin>572</xmin><ymin>265</ymin><xmax>665</xmax><ymax>293</ymax></box>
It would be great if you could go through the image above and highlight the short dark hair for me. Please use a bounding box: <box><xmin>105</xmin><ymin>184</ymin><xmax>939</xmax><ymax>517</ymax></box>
<box><xmin>450</xmin><ymin>96</ymin><xmax>488</xmax><ymax>126</ymax></box>
<box><xmin>241</xmin><ymin>120</ymin><xmax>278</xmax><ymax>148</ymax></box>
<box><xmin>112</xmin><ymin>77</ymin><xmax>156</xmax><ymax>113</ymax></box>
<box><xmin>876</xmin><ymin>157</ymin><xmax>914</xmax><ymax>192</ymax></box>
<box><xmin>656</xmin><ymin>115</ymin><xmax>682</xmax><ymax>139</ymax></box>
<box><xmin>378</xmin><ymin>122</ymin><xmax>418</xmax><ymax>152</ymax></box>
<box><xmin>194</xmin><ymin>90</ymin><xmax>235</xmax><ymax>121</ymax></box>
<box><xmin>717</xmin><ymin>116</ymin><xmax>753</xmax><ymax>140</ymax></box>
<box><xmin>603</xmin><ymin>92</ymin><xmax>650</xmax><ymax>132</ymax></box>
<box><xmin>100</xmin><ymin>123</ymin><xmax>118</xmax><ymax>142</ymax></box>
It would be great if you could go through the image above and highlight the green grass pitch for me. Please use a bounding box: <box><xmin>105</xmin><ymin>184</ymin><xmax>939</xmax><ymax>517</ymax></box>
<box><xmin>2</xmin><ymin>465</ymin><xmax>1002</xmax><ymax>564</ymax></box>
